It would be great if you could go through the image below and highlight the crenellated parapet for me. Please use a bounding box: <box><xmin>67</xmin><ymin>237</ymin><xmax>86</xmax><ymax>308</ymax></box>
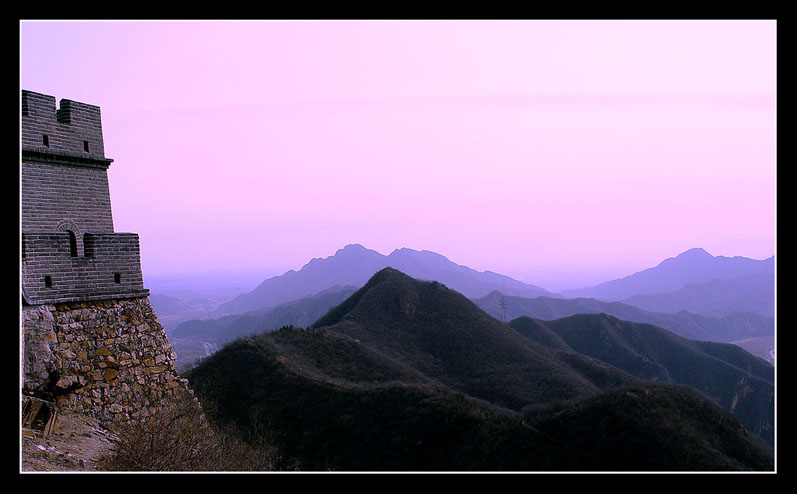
<box><xmin>22</xmin><ymin>232</ymin><xmax>149</xmax><ymax>304</ymax></box>
<box><xmin>22</xmin><ymin>90</ymin><xmax>108</xmax><ymax>160</ymax></box>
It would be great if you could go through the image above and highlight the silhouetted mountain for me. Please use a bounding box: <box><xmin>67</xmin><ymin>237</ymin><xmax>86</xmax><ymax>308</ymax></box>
<box><xmin>184</xmin><ymin>269</ymin><xmax>773</xmax><ymax>471</ymax></box>
<box><xmin>509</xmin><ymin>313</ymin><xmax>774</xmax><ymax>445</ymax></box>
<box><xmin>171</xmin><ymin>285</ymin><xmax>358</xmax><ymax>346</ymax></box>
<box><xmin>215</xmin><ymin>244</ymin><xmax>556</xmax><ymax>315</ymax></box>
<box><xmin>475</xmin><ymin>291</ymin><xmax>774</xmax><ymax>342</ymax></box>
<box><xmin>621</xmin><ymin>272</ymin><xmax>775</xmax><ymax>317</ymax></box>
<box><xmin>562</xmin><ymin>248</ymin><xmax>774</xmax><ymax>301</ymax></box>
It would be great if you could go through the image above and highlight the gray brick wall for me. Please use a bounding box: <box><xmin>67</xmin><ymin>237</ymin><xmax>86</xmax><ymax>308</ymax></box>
<box><xmin>22</xmin><ymin>232</ymin><xmax>149</xmax><ymax>304</ymax></box>
<box><xmin>21</xmin><ymin>90</ymin><xmax>148</xmax><ymax>305</ymax></box>
<box><xmin>21</xmin><ymin>161</ymin><xmax>115</xmax><ymax>233</ymax></box>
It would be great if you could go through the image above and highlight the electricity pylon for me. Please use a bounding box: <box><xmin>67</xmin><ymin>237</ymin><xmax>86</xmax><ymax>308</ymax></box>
<box><xmin>498</xmin><ymin>295</ymin><xmax>508</xmax><ymax>322</ymax></box>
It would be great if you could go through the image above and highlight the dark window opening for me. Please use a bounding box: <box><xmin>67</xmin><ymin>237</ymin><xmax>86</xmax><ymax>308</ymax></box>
<box><xmin>83</xmin><ymin>233</ymin><xmax>94</xmax><ymax>257</ymax></box>
<box><xmin>44</xmin><ymin>276</ymin><xmax>52</xmax><ymax>288</ymax></box>
<box><xmin>67</xmin><ymin>230</ymin><xmax>78</xmax><ymax>257</ymax></box>
<box><xmin>114</xmin><ymin>273</ymin><xmax>121</xmax><ymax>284</ymax></box>
<box><xmin>83</xmin><ymin>140</ymin><xmax>90</xmax><ymax>152</ymax></box>
<box><xmin>42</xmin><ymin>135</ymin><xmax>49</xmax><ymax>147</ymax></box>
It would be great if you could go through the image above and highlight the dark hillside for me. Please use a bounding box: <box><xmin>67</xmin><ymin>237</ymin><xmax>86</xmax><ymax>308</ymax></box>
<box><xmin>186</xmin><ymin>332</ymin><xmax>773</xmax><ymax>471</ymax></box>
<box><xmin>184</xmin><ymin>269</ymin><xmax>774</xmax><ymax>471</ymax></box>
<box><xmin>510</xmin><ymin>313</ymin><xmax>774</xmax><ymax>445</ymax></box>
<box><xmin>520</xmin><ymin>384</ymin><xmax>773</xmax><ymax>471</ymax></box>
<box><xmin>312</xmin><ymin>268</ymin><xmax>636</xmax><ymax>410</ymax></box>
<box><xmin>186</xmin><ymin>332</ymin><xmax>521</xmax><ymax>471</ymax></box>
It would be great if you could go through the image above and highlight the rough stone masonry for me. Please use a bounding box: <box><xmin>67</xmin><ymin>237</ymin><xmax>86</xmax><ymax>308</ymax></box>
<box><xmin>21</xmin><ymin>90</ymin><xmax>189</xmax><ymax>422</ymax></box>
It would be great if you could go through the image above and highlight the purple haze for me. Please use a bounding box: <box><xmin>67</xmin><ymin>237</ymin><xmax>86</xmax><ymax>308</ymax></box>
<box><xmin>20</xmin><ymin>20</ymin><xmax>776</xmax><ymax>290</ymax></box>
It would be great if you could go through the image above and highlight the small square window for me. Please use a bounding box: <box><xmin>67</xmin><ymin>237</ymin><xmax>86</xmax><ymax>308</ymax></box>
<box><xmin>44</xmin><ymin>275</ymin><xmax>52</xmax><ymax>288</ymax></box>
<box><xmin>42</xmin><ymin>135</ymin><xmax>49</xmax><ymax>147</ymax></box>
<box><xmin>114</xmin><ymin>273</ymin><xmax>121</xmax><ymax>284</ymax></box>
<box><xmin>83</xmin><ymin>141</ymin><xmax>90</xmax><ymax>152</ymax></box>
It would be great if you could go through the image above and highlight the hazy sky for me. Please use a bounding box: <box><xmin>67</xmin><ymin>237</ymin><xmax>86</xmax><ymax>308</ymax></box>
<box><xmin>20</xmin><ymin>20</ymin><xmax>776</xmax><ymax>290</ymax></box>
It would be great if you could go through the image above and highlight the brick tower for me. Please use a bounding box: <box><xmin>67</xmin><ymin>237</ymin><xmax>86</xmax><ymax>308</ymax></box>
<box><xmin>21</xmin><ymin>90</ymin><xmax>148</xmax><ymax>304</ymax></box>
<box><xmin>21</xmin><ymin>90</ymin><xmax>186</xmax><ymax>423</ymax></box>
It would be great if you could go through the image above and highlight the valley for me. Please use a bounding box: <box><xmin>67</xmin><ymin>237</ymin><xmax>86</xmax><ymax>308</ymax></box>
<box><xmin>730</xmin><ymin>336</ymin><xmax>776</xmax><ymax>365</ymax></box>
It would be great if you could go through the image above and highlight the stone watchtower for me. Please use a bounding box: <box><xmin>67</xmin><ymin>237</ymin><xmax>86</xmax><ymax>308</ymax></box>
<box><xmin>21</xmin><ymin>90</ymin><xmax>148</xmax><ymax>304</ymax></box>
<box><xmin>21</xmin><ymin>90</ymin><xmax>186</xmax><ymax>423</ymax></box>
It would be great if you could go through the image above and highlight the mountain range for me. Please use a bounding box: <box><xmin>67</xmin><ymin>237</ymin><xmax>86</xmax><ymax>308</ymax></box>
<box><xmin>561</xmin><ymin>247</ymin><xmax>774</xmax><ymax>302</ymax></box>
<box><xmin>185</xmin><ymin>268</ymin><xmax>773</xmax><ymax>471</ymax></box>
<box><xmin>212</xmin><ymin>245</ymin><xmax>774</xmax><ymax>321</ymax></box>
<box><xmin>214</xmin><ymin>244</ymin><xmax>556</xmax><ymax>315</ymax></box>
<box><xmin>174</xmin><ymin>284</ymin><xmax>774</xmax><ymax>358</ymax></box>
<box><xmin>475</xmin><ymin>291</ymin><xmax>774</xmax><ymax>342</ymax></box>
<box><xmin>175</xmin><ymin>245</ymin><xmax>775</xmax><ymax>351</ymax></box>
<box><xmin>172</xmin><ymin>285</ymin><xmax>358</xmax><ymax>347</ymax></box>
<box><xmin>620</xmin><ymin>272</ymin><xmax>774</xmax><ymax>317</ymax></box>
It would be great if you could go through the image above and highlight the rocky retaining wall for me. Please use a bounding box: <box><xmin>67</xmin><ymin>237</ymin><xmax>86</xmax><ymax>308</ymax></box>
<box><xmin>22</xmin><ymin>297</ymin><xmax>189</xmax><ymax>423</ymax></box>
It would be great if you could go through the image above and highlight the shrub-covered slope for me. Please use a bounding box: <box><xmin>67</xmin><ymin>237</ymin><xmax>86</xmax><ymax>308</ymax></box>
<box><xmin>311</xmin><ymin>268</ymin><xmax>636</xmax><ymax>409</ymax></box>
<box><xmin>510</xmin><ymin>313</ymin><xmax>774</xmax><ymax>445</ymax></box>
<box><xmin>186</xmin><ymin>269</ymin><xmax>774</xmax><ymax>471</ymax></box>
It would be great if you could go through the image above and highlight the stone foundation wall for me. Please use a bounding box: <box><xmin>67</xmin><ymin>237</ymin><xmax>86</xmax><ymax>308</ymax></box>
<box><xmin>22</xmin><ymin>297</ymin><xmax>189</xmax><ymax>423</ymax></box>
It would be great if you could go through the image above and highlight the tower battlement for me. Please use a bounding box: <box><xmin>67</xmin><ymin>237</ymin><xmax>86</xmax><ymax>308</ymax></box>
<box><xmin>22</xmin><ymin>90</ymin><xmax>107</xmax><ymax>160</ymax></box>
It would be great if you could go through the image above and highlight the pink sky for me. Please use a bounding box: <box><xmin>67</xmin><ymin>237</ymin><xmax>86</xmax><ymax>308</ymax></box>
<box><xmin>20</xmin><ymin>20</ymin><xmax>776</xmax><ymax>290</ymax></box>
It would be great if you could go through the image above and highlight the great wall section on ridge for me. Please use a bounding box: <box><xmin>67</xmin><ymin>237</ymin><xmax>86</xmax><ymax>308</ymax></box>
<box><xmin>21</xmin><ymin>90</ymin><xmax>189</xmax><ymax>428</ymax></box>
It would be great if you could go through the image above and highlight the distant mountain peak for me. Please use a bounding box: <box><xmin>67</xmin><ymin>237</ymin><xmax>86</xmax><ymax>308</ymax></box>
<box><xmin>388</xmin><ymin>247</ymin><xmax>449</xmax><ymax>259</ymax></box>
<box><xmin>561</xmin><ymin>247</ymin><xmax>773</xmax><ymax>303</ymax></box>
<box><xmin>671</xmin><ymin>248</ymin><xmax>713</xmax><ymax>260</ymax></box>
<box><xmin>336</xmin><ymin>243</ymin><xmax>370</xmax><ymax>254</ymax></box>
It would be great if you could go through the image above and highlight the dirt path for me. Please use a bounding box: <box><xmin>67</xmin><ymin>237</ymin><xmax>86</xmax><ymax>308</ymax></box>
<box><xmin>21</xmin><ymin>411</ymin><xmax>117</xmax><ymax>472</ymax></box>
